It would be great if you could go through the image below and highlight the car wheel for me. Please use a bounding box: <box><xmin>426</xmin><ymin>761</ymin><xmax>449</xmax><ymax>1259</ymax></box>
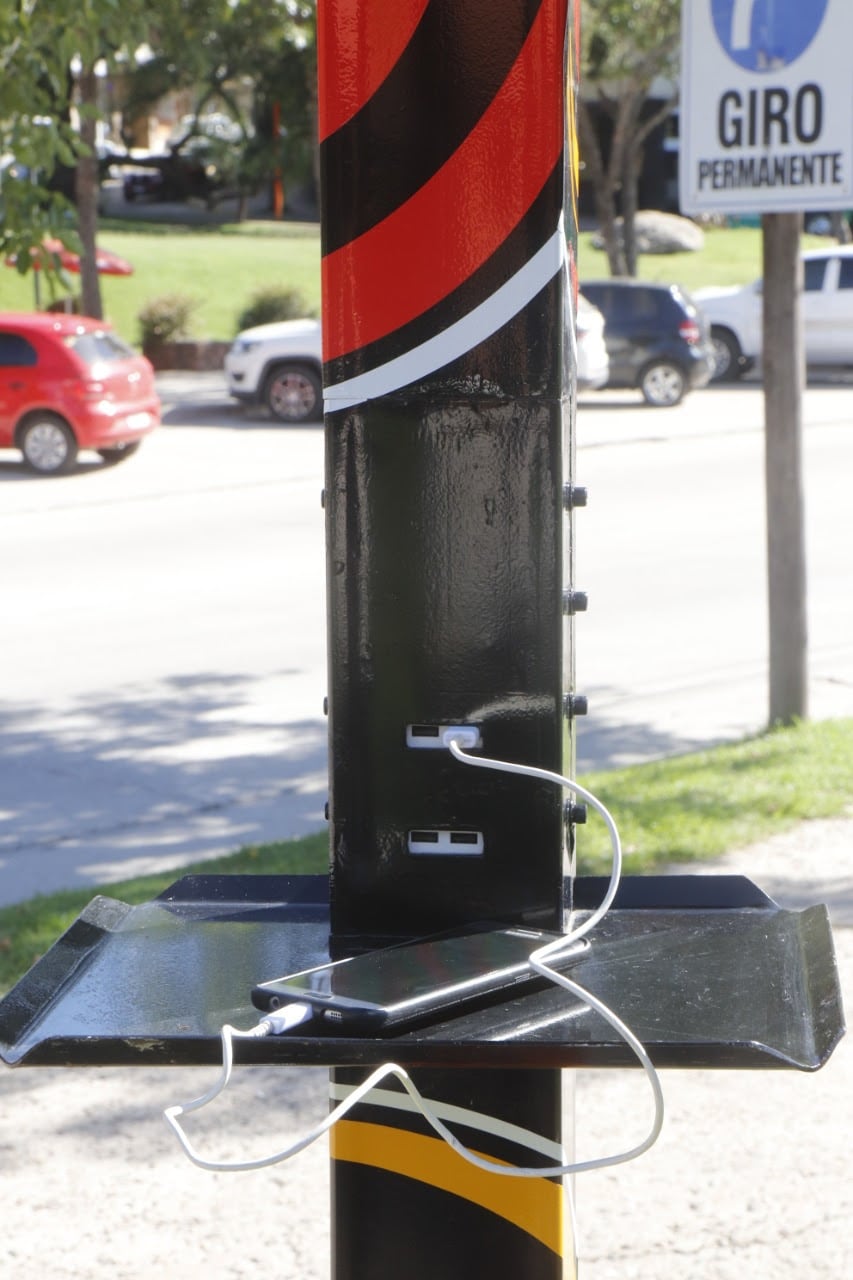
<box><xmin>97</xmin><ymin>441</ymin><xmax>141</xmax><ymax>466</ymax></box>
<box><xmin>19</xmin><ymin>414</ymin><xmax>78</xmax><ymax>475</ymax></box>
<box><xmin>639</xmin><ymin>361</ymin><xmax>687</xmax><ymax>407</ymax></box>
<box><xmin>709</xmin><ymin>327</ymin><xmax>744</xmax><ymax>382</ymax></box>
<box><xmin>264</xmin><ymin>363</ymin><xmax>322</xmax><ymax>424</ymax></box>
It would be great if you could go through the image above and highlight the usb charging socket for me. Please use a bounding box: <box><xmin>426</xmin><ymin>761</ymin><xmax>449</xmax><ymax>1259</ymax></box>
<box><xmin>406</xmin><ymin>724</ymin><xmax>482</xmax><ymax>750</ymax></box>
<box><xmin>408</xmin><ymin>829</ymin><xmax>485</xmax><ymax>856</ymax></box>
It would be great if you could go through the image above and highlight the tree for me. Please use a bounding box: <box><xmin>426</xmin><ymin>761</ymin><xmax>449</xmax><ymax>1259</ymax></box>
<box><xmin>578</xmin><ymin>0</ymin><xmax>681</xmax><ymax>276</ymax></box>
<box><xmin>0</xmin><ymin>5</ymin><xmax>80</xmax><ymax>301</ymax></box>
<box><xmin>1</xmin><ymin>1</ymin><xmax>316</xmax><ymax>315</ymax></box>
<box><xmin>121</xmin><ymin>0</ymin><xmax>317</xmax><ymax>218</ymax></box>
<box><xmin>1</xmin><ymin>0</ymin><xmax>149</xmax><ymax>316</ymax></box>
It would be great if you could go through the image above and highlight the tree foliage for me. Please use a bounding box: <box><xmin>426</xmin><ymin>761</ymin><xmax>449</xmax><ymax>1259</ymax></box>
<box><xmin>1</xmin><ymin>3</ymin><xmax>78</xmax><ymax>291</ymax></box>
<box><xmin>122</xmin><ymin>1</ymin><xmax>317</xmax><ymax>206</ymax></box>
<box><xmin>579</xmin><ymin>0</ymin><xmax>681</xmax><ymax>275</ymax></box>
<box><xmin>1</xmin><ymin>0</ymin><xmax>316</xmax><ymax>316</ymax></box>
<box><xmin>1</xmin><ymin>0</ymin><xmax>150</xmax><ymax>313</ymax></box>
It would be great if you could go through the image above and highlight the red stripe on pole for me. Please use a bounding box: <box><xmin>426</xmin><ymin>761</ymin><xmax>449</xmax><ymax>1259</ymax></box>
<box><xmin>318</xmin><ymin>0</ymin><xmax>431</xmax><ymax>142</ymax></box>
<box><xmin>322</xmin><ymin>0</ymin><xmax>567</xmax><ymax>362</ymax></box>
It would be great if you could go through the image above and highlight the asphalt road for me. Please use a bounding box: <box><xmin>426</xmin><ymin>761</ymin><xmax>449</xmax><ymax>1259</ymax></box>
<box><xmin>1</xmin><ymin>372</ymin><xmax>851</xmax><ymax>905</ymax></box>
<box><xmin>575</xmin><ymin>377</ymin><xmax>853</xmax><ymax>766</ymax></box>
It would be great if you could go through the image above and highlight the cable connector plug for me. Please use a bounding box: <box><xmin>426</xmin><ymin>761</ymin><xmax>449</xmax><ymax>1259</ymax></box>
<box><xmin>257</xmin><ymin>1002</ymin><xmax>315</xmax><ymax>1036</ymax></box>
<box><xmin>441</xmin><ymin>726</ymin><xmax>481</xmax><ymax>750</ymax></box>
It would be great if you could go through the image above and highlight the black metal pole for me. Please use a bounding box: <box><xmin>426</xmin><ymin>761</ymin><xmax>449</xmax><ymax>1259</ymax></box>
<box><xmin>318</xmin><ymin>2</ymin><xmax>581</xmax><ymax>1274</ymax></box>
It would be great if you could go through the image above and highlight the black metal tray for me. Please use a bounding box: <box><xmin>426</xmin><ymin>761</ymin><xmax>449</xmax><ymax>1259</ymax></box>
<box><xmin>0</xmin><ymin>874</ymin><xmax>843</xmax><ymax>1071</ymax></box>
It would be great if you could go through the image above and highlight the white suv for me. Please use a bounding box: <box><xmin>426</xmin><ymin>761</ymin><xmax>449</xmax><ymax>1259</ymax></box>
<box><xmin>695</xmin><ymin>246</ymin><xmax>853</xmax><ymax>381</ymax></box>
<box><xmin>224</xmin><ymin>317</ymin><xmax>323</xmax><ymax>422</ymax></box>
<box><xmin>576</xmin><ymin>292</ymin><xmax>609</xmax><ymax>390</ymax></box>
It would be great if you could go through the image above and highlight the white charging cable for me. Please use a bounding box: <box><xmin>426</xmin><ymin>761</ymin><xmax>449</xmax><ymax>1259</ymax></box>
<box><xmin>446</xmin><ymin>732</ymin><xmax>664</xmax><ymax>1173</ymax></box>
<box><xmin>165</xmin><ymin>735</ymin><xmax>663</xmax><ymax>1176</ymax></box>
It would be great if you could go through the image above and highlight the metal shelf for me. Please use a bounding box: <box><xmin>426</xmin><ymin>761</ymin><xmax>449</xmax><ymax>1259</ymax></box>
<box><xmin>0</xmin><ymin>874</ymin><xmax>843</xmax><ymax>1071</ymax></box>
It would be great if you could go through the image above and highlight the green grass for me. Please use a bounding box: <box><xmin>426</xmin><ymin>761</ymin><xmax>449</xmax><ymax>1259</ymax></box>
<box><xmin>0</xmin><ymin>219</ymin><xmax>322</xmax><ymax>347</ymax></box>
<box><xmin>0</xmin><ymin>832</ymin><xmax>328</xmax><ymax>997</ymax></box>
<box><xmin>575</xmin><ymin>717</ymin><xmax>853</xmax><ymax>874</ymax></box>
<box><xmin>1</xmin><ymin>718</ymin><xmax>850</xmax><ymax>995</ymax></box>
<box><xmin>0</xmin><ymin>217</ymin><xmax>832</xmax><ymax>349</ymax></box>
<box><xmin>578</xmin><ymin>225</ymin><xmax>827</xmax><ymax>293</ymax></box>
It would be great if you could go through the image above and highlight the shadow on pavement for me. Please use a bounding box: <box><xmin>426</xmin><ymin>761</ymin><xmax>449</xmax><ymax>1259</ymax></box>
<box><xmin>0</xmin><ymin>670</ymin><xmax>328</xmax><ymax>905</ymax></box>
<box><xmin>575</xmin><ymin>697</ymin><xmax>718</xmax><ymax>772</ymax></box>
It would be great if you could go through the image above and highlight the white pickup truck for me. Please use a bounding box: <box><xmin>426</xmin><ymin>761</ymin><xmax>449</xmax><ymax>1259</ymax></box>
<box><xmin>695</xmin><ymin>245</ymin><xmax>853</xmax><ymax>381</ymax></box>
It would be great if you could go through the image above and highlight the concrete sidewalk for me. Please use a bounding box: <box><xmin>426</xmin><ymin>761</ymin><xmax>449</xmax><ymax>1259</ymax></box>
<box><xmin>1</xmin><ymin>816</ymin><xmax>849</xmax><ymax>1278</ymax></box>
<box><xmin>575</xmin><ymin>815</ymin><xmax>851</xmax><ymax>1278</ymax></box>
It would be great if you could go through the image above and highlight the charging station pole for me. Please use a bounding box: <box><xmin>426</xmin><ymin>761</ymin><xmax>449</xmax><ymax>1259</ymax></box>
<box><xmin>0</xmin><ymin>0</ymin><xmax>842</xmax><ymax>1250</ymax></box>
<box><xmin>319</xmin><ymin>2</ymin><xmax>582</xmax><ymax>1274</ymax></box>
<box><xmin>0</xmin><ymin>6</ymin><xmax>844</xmax><ymax>1263</ymax></box>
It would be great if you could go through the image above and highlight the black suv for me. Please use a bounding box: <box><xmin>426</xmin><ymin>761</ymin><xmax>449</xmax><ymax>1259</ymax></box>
<box><xmin>580</xmin><ymin>280</ymin><xmax>714</xmax><ymax>407</ymax></box>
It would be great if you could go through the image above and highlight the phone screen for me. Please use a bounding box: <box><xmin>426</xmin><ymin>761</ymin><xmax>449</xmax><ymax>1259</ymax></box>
<box><xmin>251</xmin><ymin>925</ymin><xmax>574</xmax><ymax>1030</ymax></box>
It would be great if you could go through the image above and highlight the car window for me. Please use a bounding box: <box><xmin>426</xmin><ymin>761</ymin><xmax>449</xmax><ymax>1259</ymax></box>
<box><xmin>66</xmin><ymin>331</ymin><xmax>136</xmax><ymax>364</ymax></box>
<box><xmin>581</xmin><ymin>285</ymin><xmax>607</xmax><ymax>314</ymax></box>
<box><xmin>803</xmin><ymin>259</ymin><xmax>827</xmax><ymax>292</ymax></box>
<box><xmin>672</xmin><ymin>287</ymin><xmax>699</xmax><ymax>317</ymax></box>
<box><xmin>630</xmin><ymin>289</ymin><xmax>662</xmax><ymax>321</ymax></box>
<box><xmin>0</xmin><ymin>333</ymin><xmax>38</xmax><ymax>366</ymax></box>
<box><xmin>838</xmin><ymin>258</ymin><xmax>853</xmax><ymax>289</ymax></box>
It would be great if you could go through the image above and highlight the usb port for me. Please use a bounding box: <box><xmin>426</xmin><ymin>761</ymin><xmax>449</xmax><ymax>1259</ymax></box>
<box><xmin>409</xmin><ymin>724</ymin><xmax>440</xmax><ymax>741</ymax></box>
<box><xmin>407</xmin><ymin>829</ymin><xmax>484</xmax><ymax>856</ymax></box>
<box><xmin>406</xmin><ymin>723</ymin><xmax>482</xmax><ymax>749</ymax></box>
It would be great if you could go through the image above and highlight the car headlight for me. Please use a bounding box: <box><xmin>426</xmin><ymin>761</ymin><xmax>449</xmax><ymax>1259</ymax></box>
<box><xmin>230</xmin><ymin>338</ymin><xmax>260</xmax><ymax>355</ymax></box>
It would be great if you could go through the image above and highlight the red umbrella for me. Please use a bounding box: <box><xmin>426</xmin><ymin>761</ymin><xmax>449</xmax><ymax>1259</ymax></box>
<box><xmin>5</xmin><ymin>237</ymin><xmax>134</xmax><ymax>275</ymax></box>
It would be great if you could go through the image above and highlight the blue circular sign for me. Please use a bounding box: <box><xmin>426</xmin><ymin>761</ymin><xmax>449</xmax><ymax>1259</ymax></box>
<box><xmin>711</xmin><ymin>0</ymin><xmax>829</xmax><ymax>72</ymax></box>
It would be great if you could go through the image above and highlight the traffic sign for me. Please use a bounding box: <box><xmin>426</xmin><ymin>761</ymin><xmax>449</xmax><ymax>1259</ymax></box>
<box><xmin>680</xmin><ymin>0</ymin><xmax>853</xmax><ymax>214</ymax></box>
<box><xmin>711</xmin><ymin>0</ymin><xmax>829</xmax><ymax>73</ymax></box>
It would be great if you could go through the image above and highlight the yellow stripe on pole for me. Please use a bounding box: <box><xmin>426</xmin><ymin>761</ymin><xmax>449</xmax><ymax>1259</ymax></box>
<box><xmin>331</xmin><ymin>1119</ymin><xmax>564</xmax><ymax>1257</ymax></box>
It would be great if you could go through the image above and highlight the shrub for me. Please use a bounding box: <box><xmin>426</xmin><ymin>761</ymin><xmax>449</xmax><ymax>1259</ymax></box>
<box><xmin>137</xmin><ymin>293</ymin><xmax>200</xmax><ymax>350</ymax></box>
<box><xmin>235</xmin><ymin>285</ymin><xmax>316</xmax><ymax>334</ymax></box>
<box><xmin>46</xmin><ymin>295</ymin><xmax>82</xmax><ymax>314</ymax></box>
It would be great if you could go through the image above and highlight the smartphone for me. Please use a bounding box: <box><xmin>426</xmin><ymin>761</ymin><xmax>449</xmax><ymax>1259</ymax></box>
<box><xmin>250</xmin><ymin>924</ymin><xmax>584</xmax><ymax>1032</ymax></box>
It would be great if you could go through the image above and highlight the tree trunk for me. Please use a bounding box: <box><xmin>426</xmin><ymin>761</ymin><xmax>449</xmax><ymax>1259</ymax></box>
<box><xmin>306</xmin><ymin>16</ymin><xmax>321</xmax><ymax>208</ymax></box>
<box><xmin>75</xmin><ymin>66</ymin><xmax>103</xmax><ymax>320</ymax></box>
<box><xmin>761</xmin><ymin>212</ymin><xmax>808</xmax><ymax>726</ymax></box>
<box><xmin>607</xmin><ymin>90</ymin><xmax>643</xmax><ymax>277</ymax></box>
<box><xmin>621</xmin><ymin>146</ymin><xmax>642</xmax><ymax>277</ymax></box>
<box><xmin>577</xmin><ymin>98</ymin><xmax>625</xmax><ymax>274</ymax></box>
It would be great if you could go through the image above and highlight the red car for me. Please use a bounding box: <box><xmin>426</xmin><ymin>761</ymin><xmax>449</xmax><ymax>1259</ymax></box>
<box><xmin>0</xmin><ymin>313</ymin><xmax>160</xmax><ymax>475</ymax></box>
